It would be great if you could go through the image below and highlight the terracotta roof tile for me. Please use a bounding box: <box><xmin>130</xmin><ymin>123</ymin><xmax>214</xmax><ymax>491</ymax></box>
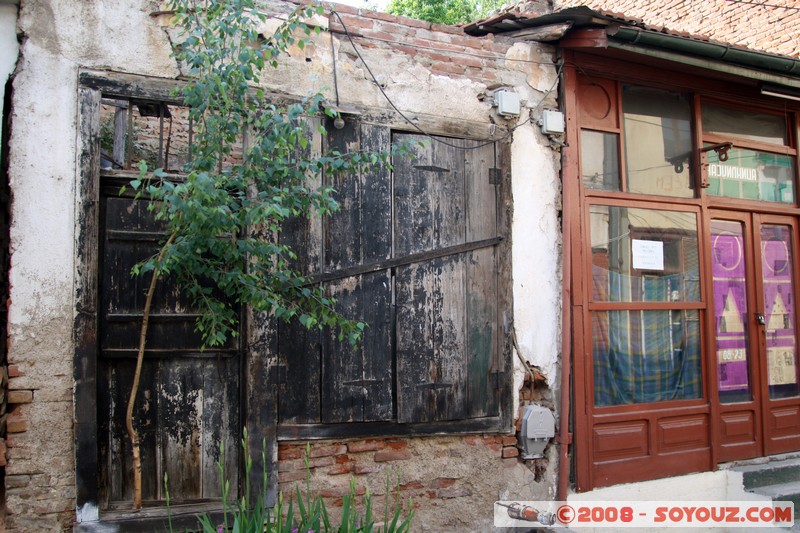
<box><xmin>552</xmin><ymin>0</ymin><xmax>800</xmax><ymax>58</ymax></box>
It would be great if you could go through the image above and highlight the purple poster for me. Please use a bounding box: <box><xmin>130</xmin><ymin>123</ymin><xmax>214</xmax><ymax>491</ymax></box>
<box><xmin>761</xmin><ymin>226</ymin><xmax>798</xmax><ymax>387</ymax></box>
<box><xmin>712</xmin><ymin>225</ymin><xmax>750</xmax><ymax>393</ymax></box>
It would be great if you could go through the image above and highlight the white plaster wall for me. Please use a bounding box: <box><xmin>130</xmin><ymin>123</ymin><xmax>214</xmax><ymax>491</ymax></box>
<box><xmin>510</xmin><ymin>121</ymin><xmax>562</xmax><ymax>386</ymax></box>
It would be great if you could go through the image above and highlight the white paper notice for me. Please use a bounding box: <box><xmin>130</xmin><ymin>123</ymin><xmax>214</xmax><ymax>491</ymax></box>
<box><xmin>632</xmin><ymin>239</ymin><xmax>664</xmax><ymax>271</ymax></box>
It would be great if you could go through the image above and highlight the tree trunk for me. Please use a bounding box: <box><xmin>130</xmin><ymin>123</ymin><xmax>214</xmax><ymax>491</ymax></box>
<box><xmin>126</xmin><ymin>233</ymin><xmax>175</xmax><ymax>509</ymax></box>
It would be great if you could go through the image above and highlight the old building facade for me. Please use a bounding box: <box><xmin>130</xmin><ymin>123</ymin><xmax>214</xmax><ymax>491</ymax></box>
<box><xmin>1</xmin><ymin>0</ymin><xmax>800</xmax><ymax>531</ymax></box>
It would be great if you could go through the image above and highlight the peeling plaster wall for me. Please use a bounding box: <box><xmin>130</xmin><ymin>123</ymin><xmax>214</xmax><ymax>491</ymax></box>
<box><xmin>3</xmin><ymin>1</ymin><xmax>563</xmax><ymax>530</ymax></box>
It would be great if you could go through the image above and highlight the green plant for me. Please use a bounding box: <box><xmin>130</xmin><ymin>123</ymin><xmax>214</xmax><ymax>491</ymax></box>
<box><xmin>125</xmin><ymin>0</ymin><xmax>395</xmax><ymax>508</ymax></box>
<box><xmin>183</xmin><ymin>434</ymin><xmax>414</xmax><ymax>533</ymax></box>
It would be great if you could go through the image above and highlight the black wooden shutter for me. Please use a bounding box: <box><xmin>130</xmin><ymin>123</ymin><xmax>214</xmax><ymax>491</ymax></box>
<box><xmin>394</xmin><ymin>134</ymin><xmax>500</xmax><ymax>423</ymax></box>
<box><xmin>277</xmin><ymin>128</ymin><xmax>501</xmax><ymax>426</ymax></box>
<box><xmin>278</xmin><ymin>120</ymin><xmax>394</xmax><ymax>424</ymax></box>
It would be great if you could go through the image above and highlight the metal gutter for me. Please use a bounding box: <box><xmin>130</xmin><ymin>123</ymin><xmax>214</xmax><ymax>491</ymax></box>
<box><xmin>608</xmin><ymin>26</ymin><xmax>800</xmax><ymax>78</ymax></box>
<box><xmin>605</xmin><ymin>39</ymin><xmax>800</xmax><ymax>90</ymax></box>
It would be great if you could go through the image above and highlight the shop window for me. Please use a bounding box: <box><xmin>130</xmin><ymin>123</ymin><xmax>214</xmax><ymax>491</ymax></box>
<box><xmin>590</xmin><ymin>206</ymin><xmax>702</xmax><ymax>406</ymax></box>
<box><xmin>578</xmin><ymin>79</ymin><xmax>694</xmax><ymax>198</ymax></box>
<box><xmin>623</xmin><ymin>86</ymin><xmax>694</xmax><ymax>198</ymax></box>
<box><xmin>702</xmin><ymin>104</ymin><xmax>795</xmax><ymax>203</ymax></box>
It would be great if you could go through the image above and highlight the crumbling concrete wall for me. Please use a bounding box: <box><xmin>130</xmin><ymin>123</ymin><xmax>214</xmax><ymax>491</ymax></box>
<box><xmin>4</xmin><ymin>1</ymin><xmax>562</xmax><ymax>531</ymax></box>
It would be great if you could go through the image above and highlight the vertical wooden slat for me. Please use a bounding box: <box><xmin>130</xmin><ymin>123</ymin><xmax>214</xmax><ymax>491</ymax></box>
<box><xmin>395</xmin><ymin>134</ymin><xmax>475</xmax><ymax>422</ymax></box>
<box><xmin>465</xmin><ymin>140</ymin><xmax>499</xmax><ymax>418</ymax></box>
<box><xmin>278</xmin><ymin>117</ymin><xmax>324</xmax><ymax>424</ymax></box>
<box><xmin>201</xmin><ymin>357</ymin><xmax>239</xmax><ymax>498</ymax></box>
<box><xmin>495</xmin><ymin>140</ymin><xmax>514</xmax><ymax>429</ymax></box>
<box><xmin>159</xmin><ymin>359</ymin><xmax>203</xmax><ymax>501</ymax></box>
<box><xmin>358</xmin><ymin>125</ymin><xmax>394</xmax><ymax>421</ymax></box>
<box><xmin>107</xmin><ymin>359</ymin><xmax>159</xmax><ymax>503</ymax></box>
<box><xmin>75</xmin><ymin>86</ymin><xmax>101</xmax><ymax>510</ymax></box>
<box><xmin>321</xmin><ymin>123</ymin><xmax>393</xmax><ymax>423</ymax></box>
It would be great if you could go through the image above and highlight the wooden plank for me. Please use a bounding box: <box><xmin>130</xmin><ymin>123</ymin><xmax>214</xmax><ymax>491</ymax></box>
<box><xmin>394</xmin><ymin>135</ymin><xmax>466</xmax><ymax>256</ymax></box>
<box><xmin>465</xmin><ymin>141</ymin><xmax>499</xmax><ymax>418</ymax></box>
<box><xmin>75</xmin><ymin>86</ymin><xmax>102</xmax><ymax>510</ymax></box>
<box><xmin>277</xmin><ymin>322</ymin><xmax>321</xmax><ymax>424</ymax></box>
<box><xmin>320</xmin><ymin>123</ymin><xmax>393</xmax><ymax>423</ymax></box>
<box><xmin>466</xmin><ymin>247</ymin><xmax>499</xmax><ymax>418</ymax></box>
<box><xmin>245</xmin><ymin>306</ymin><xmax>278</xmax><ymax>508</ymax></box>
<box><xmin>106</xmin><ymin>359</ymin><xmax>159</xmax><ymax>503</ymax></box>
<box><xmin>159</xmin><ymin>359</ymin><xmax>203</xmax><ymax>501</ymax></box>
<box><xmin>305</xmin><ymin>236</ymin><xmax>501</xmax><ymax>285</ymax></box>
<box><xmin>79</xmin><ymin>72</ymin><xmax>508</xmax><ymax>141</ymax></box>
<box><xmin>321</xmin><ymin>271</ymin><xmax>393</xmax><ymax>423</ymax></box>
<box><xmin>495</xmin><ymin>140</ymin><xmax>514</xmax><ymax>430</ymax></box>
<box><xmin>396</xmin><ymin>254</ymin><xmax>467</xmax><ymax>423</ymax></box>
<box><xmin>200</xmin><ymin>358</ymin><xmax>239</xmax><ymax>499</ymax></box>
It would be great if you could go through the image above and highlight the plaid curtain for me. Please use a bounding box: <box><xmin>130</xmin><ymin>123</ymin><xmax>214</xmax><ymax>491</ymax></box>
<box><xmin>593</xmin><ymin>268</ymin><xmax>702</xmax><ymax>406</ymax></box>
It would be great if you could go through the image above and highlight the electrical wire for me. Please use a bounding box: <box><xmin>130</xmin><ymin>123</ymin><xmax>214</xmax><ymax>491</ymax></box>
<box><xmin>330</xmin><ymin>9</ymin><xmax>563</xmax><ymax>150</ymax></box>
<box><xmin>723</xmin><ymin>0</ymin><xmax>800</xmax><ymax>11</ymax></box>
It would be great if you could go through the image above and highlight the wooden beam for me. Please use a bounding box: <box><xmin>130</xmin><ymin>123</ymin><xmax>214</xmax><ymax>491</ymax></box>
<box><xmin>499</xmin><ymin>22</ymin><xmax>573</xmax><ymax>42</ymax></box>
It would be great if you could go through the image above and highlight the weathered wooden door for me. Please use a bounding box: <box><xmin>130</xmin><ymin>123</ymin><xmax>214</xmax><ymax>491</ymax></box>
<box><xmin>277</xmin><ymin>126</ymin><xmax>505</xmax><ymax>430</ymax></box>
<box><xmin>97</xmin><ymin>177</ymin><xmax>240</xmax><ymax>509</ymax></box>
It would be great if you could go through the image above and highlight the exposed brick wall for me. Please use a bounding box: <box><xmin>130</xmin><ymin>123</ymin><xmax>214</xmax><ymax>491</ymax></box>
<box><xmin>276</xmin><ymin>433</ymin><xmax>534</xmax><ymax>531</ymax></box>
<box><xmin>327</xmin><ymin>4</ymin><xmax>516</xmax><ymax>86</ymax></box>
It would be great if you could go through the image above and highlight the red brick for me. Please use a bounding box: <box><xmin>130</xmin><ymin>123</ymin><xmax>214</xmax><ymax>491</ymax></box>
<box><xmin>278</xmin><ymin>446</ymin><xmax>304</xmax><ymax>460</ymax></box>
<box><xmin>7</xmin><ymin>365</ymin><xmax>23</xmax><ymax>378</ymax></box>
<box><xmin>502</xmin><ymin>436</ymin><xmax>517</xmax><ymax>447</ymax></box>
<box><xmin>335</xmin><ymin>454</ymin><xmax>351</xmax><ymax>464</ymax></box>
<box><xmin>7</xmin><ymin>390</ymin><xmax>32</xmax><ymax>404</ymax></box>
<box><xmin>386</xmin><ymin>440</ymin><xmax>408</xmax><ymax>450</ymax></box>
<box><xmin>429</xmin><ymin>478</ymin><xmax>457</xmax><ymax>489</ymax></box>
<box><xmin>309</xmin><ymin>444</ymin><xmax>347</xmax><ymax>458</ymax></box>
<box><xmin>327</xmin><ymin>464</ymin><xmax>353</xmax><ymax>475</ymax></box>
<box><xmin>337</xmin><ymin>15</ymin><xmax>374</xmax><ymax>31</ymax></box>
<box><xmin>400</xmin><ymin>481</ymin><xmax>424</xmax><ymax>490</ymax></box>
<box><xmin>278</xmin><ymin>470</ymin><xmax>307</xmax><ymax>483</ymax></box>
<box><xmin>6</xmin><ymin>420</ymin><xmax>28</xmax><ymax>433</ymax></box>
<box><xmin>487</xmin><ymin>443</ymin><xmax>503</xmax><ymax>452</ymax></box>
<box><xmin>307</xmin><ymin>456</ymin><xmax>335</xmax><ymax>469</ymax></box>
<box><xmin>374</xmin><ymin>449</ymin><xmax>412</xmax><ymax>462</ymax></box>
<box><xmin>354</xmin><ymin>464</ymin><xmax>382</xmax><ymax>475</ymax></box>
<box><xmin>319</xmin><ymin>486</ymin><xmax>366</xmax><ymax>498</ymax></box>
<box><xmin>362</xmin><ymin>30</ymin><xmax>396</xmax><ymax>42</ymax></box>
<box><xmin>347</xmin><ymin>439</ymin><xmax>385</xmax><ymax>453</ymax></box>
<box><xmin>463</xmin><ymin>436</ymin><xmax>480</xmax><ymax>446</ymax></box>
<box><xmin>502</xmin><ymin>447</ymin><xmax>519</xmax><ymax>459</ymax></box>
<box><xmin>430</xmin><ymin>63</ymin><xmax>465</xmax><ymax>76</ymax></box>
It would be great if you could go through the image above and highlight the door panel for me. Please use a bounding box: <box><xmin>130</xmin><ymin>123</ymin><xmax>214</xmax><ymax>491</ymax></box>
<box><xmin>98</xmin><ymin>188</ymin><xmax>240</xmax><ymax>508</ymax></box>
<box><xmin>710</xmin><ymin>212</ymin><xmax>800</xmax><ymax>461</ymax></box>
<box><xmin>757</xmin><ymin>218</ymin><xmax>800</xmax><ymax>454</ymax></box>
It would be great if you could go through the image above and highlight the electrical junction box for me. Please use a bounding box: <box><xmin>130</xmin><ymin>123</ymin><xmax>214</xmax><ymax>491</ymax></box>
<box><xmin>494</xmin><ymin>89</ymin><xmax>520</xmax><ymax>117</ymax></box>
<box><xmin>540</xmin><ymin>109</ymin><xmax>565</xmax><ymax>135</ymax></box>
<box><xmin>517</xmin><ymin>404</ymin><xmax>556</xmax><ymax>459</ymax></box>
